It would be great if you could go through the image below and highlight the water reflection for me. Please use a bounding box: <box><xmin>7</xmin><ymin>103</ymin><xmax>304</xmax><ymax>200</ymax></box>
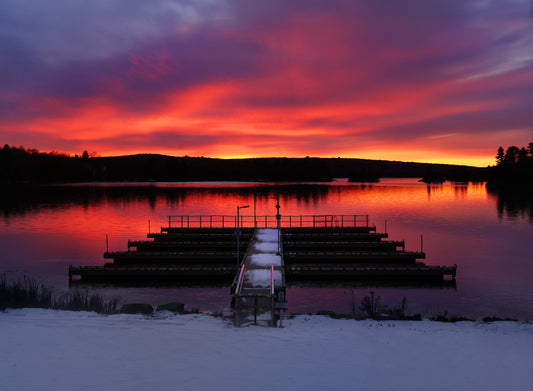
<box><xmin>1</xmin><ymin>180</ymin><xmax>532</xmax><ymax>320</ymax></box>
<box><xmin>487</xmin><ymin>187</ymin><xmax>533</xmax><ymax>223</ymax></box>
<box><xmin>1</xmin><ymin>184</ymin><xmax>333</xmax><ymax>219</ymax></box>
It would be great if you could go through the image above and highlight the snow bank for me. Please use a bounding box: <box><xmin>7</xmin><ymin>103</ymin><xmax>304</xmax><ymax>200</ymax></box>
<box><xmin>2</xmin><ymin>309</ymin><xmax>532</xmax><ymax>391</ymax></box>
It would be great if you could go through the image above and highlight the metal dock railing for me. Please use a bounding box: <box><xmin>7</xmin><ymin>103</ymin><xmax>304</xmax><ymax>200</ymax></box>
<box><xmin>166</xmin><ymin>214</ymin><xmax>370</xmax><ymax>229</ymax></box>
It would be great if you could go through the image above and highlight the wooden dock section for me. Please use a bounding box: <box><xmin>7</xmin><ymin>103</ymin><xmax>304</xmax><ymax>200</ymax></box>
<box><xmin>287</xmin><ymin>264</ymin><xmax>457</xmax><ymax>280</ymax></box>
<box><xmin>231</xmin><ymin>228</ymin><xmax>285</xmax><ymax>327</ymax></box>
<box><xmin>280</xmin><ymin>226</ymin><xmax>455</xmax><ymax>280</ymax></box>
<box><xmin>69</xmin><ymin>226</ymin><xmax>253</xmax><ymax>282</ymax></box>
<box><xmin>68</xmin><ymin>264</ymin><xmax>235</xmax><ymax>282</ymax></box>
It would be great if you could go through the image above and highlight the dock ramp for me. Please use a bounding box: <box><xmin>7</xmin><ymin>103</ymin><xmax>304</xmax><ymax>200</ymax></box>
<box><xmin>232</xmin><ymin>228</ymin><xmax>286</xmax><ymax>327</ymax></box>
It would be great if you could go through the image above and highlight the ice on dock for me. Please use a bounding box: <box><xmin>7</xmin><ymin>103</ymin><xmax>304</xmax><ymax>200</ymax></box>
<box><xmin>241</xmin><ymin>228</ymin><xmax>283</xmax><ymax>287</ymax></box>
<box><xmin>250</xmin><ymin>253</ymin><xmax>282</xmax><ymax>267</ymax></box>
<box><xmin>254</xmin><ymin>241</ymin><xmax>278</xmax><ymax>252</ymax></box>
<box><xmin>244</xmin><ymin>268</ymin><xmax>283</xmax><ymax>288</ymax></box>
<box><xmin>248</xmin><ymin>228</ymin><xmax>281</xmax><ymax>267</ymax></box>
<box><xmin>255</xmin><ymin>228</ymin><xmax>278</xmax><ymax>242</ymax></box>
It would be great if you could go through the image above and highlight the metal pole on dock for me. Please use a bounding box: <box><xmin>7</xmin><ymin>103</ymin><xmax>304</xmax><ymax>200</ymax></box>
<box><xmin>254</xmin><ymin>296</ymin><xmax>258</xmax><ymax>325</ymax></box>
<box><xmin>106</xmin><ymin>234</ymin><xmax>109</xmax><ymax>253</ymax></box>
<box><xmin>272</xmin><ymin>195</ymin><xmax>281</xmax><ymax>253</ymax></box>
<box><xmin>254</xmin><ymin>193</ymin><xmax>257</xmax><ymax>228</ymax></box>
<box><xmin>237</xmin><ymin>234</ymin><xmax>240</xmax><ymax>266</ymax></box>
<box><xmin>421</xmin><ymin>234</ymin><xmax>424</xmax><ymax>252</ymax></box>
<box><xmin>272</xmin><ymin>196</ymin><xmax>280</xmax><ymax>229</ymax></box>
<box><xmin>237</xmin><ymin>205</ymin><xmax>250</xmax><ymax>229</ymax></box>
<box><xmin>277</xmin><ymin>228</ymin><xmax>281</xmax><ymax>255</ymax></box>
<box><xmin>236</xmin><ymin>205</ymin><xmax>249</xmax><ymax>266</ymax></box>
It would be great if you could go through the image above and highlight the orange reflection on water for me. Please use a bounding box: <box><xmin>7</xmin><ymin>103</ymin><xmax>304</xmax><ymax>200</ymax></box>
<box><xmin>1</xmin><ymin>181</ymin><xmax>533</xmax><ymax>319</ymax></box>
<box><xmin>2</xmin><ymin>181</ymin><xmax>494</xmax><ymax>246</ymax></box>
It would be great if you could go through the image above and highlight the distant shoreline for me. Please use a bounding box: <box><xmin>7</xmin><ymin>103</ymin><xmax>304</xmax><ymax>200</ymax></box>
<box><xmin>1</xmin><ymin>145</ymin><xmax>488</xmax><ymax>184</ymax></box>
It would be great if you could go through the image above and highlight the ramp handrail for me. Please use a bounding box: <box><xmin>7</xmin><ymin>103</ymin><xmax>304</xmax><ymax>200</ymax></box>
<box><xmin>270</xmin><ymin>265</ymin><xmax>275</xmax><ymax>296</ymax></box>
<box><xmin>235</xmin><ymin>264</ymin><xmax>246</xmax><ymax>295</ymax></box>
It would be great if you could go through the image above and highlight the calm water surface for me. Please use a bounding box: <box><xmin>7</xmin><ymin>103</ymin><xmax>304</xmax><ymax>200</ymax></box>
<box><xmin>1</xmin><ymin>179</ymin><xmax>532</xmax><ymax>320</ymax></box>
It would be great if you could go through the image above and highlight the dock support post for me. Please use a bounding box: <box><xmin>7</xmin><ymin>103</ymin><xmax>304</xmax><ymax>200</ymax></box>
<box><xmin>237</xmin><ymin>234</ymin><xmax>240</xmax><ymax>267</ymax></box>
<box><xmin>254</xmin><ymin>296</ymin><xmax>258</xmax><ymax>324</ymax></box>
<box><xmin>271</xmin><ymin>295</ymin><xmax>275</xmax><ymax>326</ymax></box>
<box><xmin>277</xmin><ymin>228</ymin><xmax>281</xmax><ymax>255</ymax></box>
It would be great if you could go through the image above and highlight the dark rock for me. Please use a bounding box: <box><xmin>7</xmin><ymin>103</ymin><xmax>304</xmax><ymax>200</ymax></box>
<box><xmin>120</xmin><ymin>303</ymin><xmax>154</xmax><ymax>315</ymax></box>
<box><xmin>316</xmin><ymin>310</ymin><xmax>346</xmax><ymax>319</ymax></box>
<box><xmin>482</xmin><ymin>316</ymin><xmax>518</xmax><ymax>323</ymax></box>
<box><xmin>156</xmin><ymin>302</ymin><xmax>185</xmax><ymax>313</ymax></box>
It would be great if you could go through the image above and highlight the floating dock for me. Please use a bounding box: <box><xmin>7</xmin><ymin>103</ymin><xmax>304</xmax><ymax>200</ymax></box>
<box><xmin>69</xmin><ymin>214</ymin><xmax>456</xmax><ymax>325</ymax></box>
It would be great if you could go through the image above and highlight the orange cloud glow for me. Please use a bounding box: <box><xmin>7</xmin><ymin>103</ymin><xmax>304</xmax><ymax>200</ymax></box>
<box><xmin>1</xmin><ymin>1</ymin><xmax>532</xmax><ymax>166</ymax></box>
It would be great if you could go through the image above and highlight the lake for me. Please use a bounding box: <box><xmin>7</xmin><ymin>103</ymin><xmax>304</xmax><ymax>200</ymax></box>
<box><xmin>1</xmin><ymin>179</ymin><xmax>532</xmax><ymax>320</ymax></box>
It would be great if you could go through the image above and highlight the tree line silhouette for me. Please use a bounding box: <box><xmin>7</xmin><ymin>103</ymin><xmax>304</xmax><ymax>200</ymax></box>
<box><xmin>0</xmin><ymin>144</ymin><xmax>332</xmax><ymax>183</ymax></box>
<box><xmin>488</xmin><ymin>142</ymin><xmax>533</xmax><ymax>189</ymax></box>
<box><xmin>1</xmin><ymin>143</ymin><xmax>487</xmax><ymax>185</ymax></box>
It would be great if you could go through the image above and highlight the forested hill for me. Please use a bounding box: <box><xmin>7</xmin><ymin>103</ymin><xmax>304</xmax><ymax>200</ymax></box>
<box><xmin>0</xmin><ymin>145</ymin><xmax>487</xmax><ymax>184</ymax></box>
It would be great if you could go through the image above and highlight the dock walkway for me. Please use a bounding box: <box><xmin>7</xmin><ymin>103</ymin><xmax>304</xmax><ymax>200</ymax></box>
<box><xmin>232</xmin><ymin>228</ymin><xmax>285</xmax><ymax>326</ymax></box>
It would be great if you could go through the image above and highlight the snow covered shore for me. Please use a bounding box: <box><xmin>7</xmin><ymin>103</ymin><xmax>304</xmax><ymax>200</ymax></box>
<box><xmin>1</xmin><ymin>309</ymin><xmax>532</xmax><ymax>391</ymax></box>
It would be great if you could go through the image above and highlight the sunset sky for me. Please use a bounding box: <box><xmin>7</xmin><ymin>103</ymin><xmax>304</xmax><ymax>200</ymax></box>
<box><xmin>1</xmin><ymin>0</ymin><xmax>533</xmax><ymax>166</ymax></box>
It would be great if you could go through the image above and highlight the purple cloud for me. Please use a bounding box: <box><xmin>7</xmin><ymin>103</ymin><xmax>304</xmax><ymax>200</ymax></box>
<box><xmin>1</xmin><ymin>0</ymin><xmax>532</xmax><ymax>164</ymax></box>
